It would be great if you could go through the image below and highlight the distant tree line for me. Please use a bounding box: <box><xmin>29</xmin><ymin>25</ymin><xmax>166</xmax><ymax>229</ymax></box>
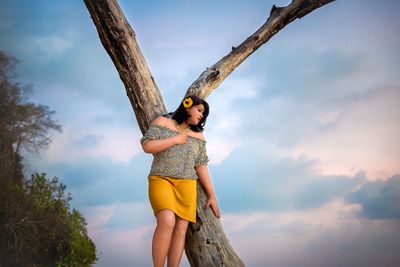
<box><xmin>0</xmin><ymin>51</ymin><xmax>97</xmax><ymax>266</ymax></box>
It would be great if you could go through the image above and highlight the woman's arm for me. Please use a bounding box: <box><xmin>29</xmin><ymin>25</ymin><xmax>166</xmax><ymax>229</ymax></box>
<box><xmin>196</xmin><ymin>165</ymin><xmax>221</xmax><ymax>218</ymax></box>
<box><xmin>142</xmin><ymin>134</ymin><xmax>187</xmax><ymax>154</ymax></box>
<box><xmin>142</xmin><ymin>116</ymin><xmax>188</xmax><ymax>154</ymax></box>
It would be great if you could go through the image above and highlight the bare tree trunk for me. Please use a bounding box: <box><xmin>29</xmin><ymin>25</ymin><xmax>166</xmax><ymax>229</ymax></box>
<box><xmin>185</xmin><ymin>182</ymin><xmax>245</xmax><ymax>266</ymax></box>
<box><xmin>83</xmin><ymin>0</ymin><xmax>335</xmax><ymax>266</ymax></box>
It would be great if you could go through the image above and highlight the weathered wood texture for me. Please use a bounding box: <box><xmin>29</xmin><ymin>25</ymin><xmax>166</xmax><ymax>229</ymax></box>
<box><xmin>185</xmin><ymin>182</ymin><xmax>245</xmax><ymax>266</ymax></box>
<box><xmin>83</xmin><ymin>0</ymin><xmax>335</xmax><ymax>266</ymax></box>
<box><xmin>83</xmin><ymin>0</ymin><xmax>167</xmax><ymax>133</ymax></box>
<box><xmin>186</xmin><ymin>0</ymin><xmax>335</xmax><ymax>99</ymax></box>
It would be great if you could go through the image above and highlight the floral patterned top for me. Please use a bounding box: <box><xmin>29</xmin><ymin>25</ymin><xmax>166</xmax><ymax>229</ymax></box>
<box><xmin>140</xmin><ymin>124</ymin><xmax>209</xmax><ymax>180</ymax></box>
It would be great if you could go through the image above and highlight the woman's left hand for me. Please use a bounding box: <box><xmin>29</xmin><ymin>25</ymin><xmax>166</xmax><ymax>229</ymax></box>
<box><xmin>204</xmin><ymin>196</ymin><xmax>221</xmax><ymax>218</ymax></box>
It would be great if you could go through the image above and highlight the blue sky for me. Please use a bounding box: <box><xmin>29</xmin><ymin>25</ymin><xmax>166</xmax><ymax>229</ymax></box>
<box><xmin>1</xmin><ymin>0</ymin><xmax>400</xmax><ymax>266</ymax></box>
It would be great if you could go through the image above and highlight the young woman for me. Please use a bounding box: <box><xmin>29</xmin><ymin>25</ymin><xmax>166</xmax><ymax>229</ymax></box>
<box><xmin>140</xmin><ymin>95</ymin><xmax>220</xmax><ymax>267</ymax></box>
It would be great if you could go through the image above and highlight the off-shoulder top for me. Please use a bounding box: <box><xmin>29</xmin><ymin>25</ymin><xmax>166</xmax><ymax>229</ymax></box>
<box><xmin>140</xmin><ymin>124</ymin><xmax>209</xmax><ymax>180</ymax></box>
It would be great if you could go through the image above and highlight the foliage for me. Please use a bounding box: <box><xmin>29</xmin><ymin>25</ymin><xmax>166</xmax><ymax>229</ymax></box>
<box><xmin>0</xmin><ymin>51</ymin><xmax>62</xmax><ymax>157</ymax></box>
<box><xmin>0</xmin><ymin>174</ymin><xmax>97</xmax><ymax>266</ymax></box>
<box><xmin>0</xmin><ymin>51</ymin><xmax>97</xmax><ymax>266</ymax></box>
<box><xmin>59</xmin><ymin>209</ymin><xmax>97</xmax><ymax>266</ymax></box>
<box><xmin>0</xmin><ymin>50</ymin><xmax>62</xmax><ymax>183</ymax></box>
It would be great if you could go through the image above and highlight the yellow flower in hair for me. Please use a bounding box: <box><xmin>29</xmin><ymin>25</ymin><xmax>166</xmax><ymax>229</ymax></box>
<box><xmin>183</xmin><ymin>97</ymin><xmax>193</xmax><ymax>108</ymax></box>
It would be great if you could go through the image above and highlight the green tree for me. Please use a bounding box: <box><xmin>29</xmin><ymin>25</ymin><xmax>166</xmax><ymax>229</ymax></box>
<box><xmin>0</xmin><ymin>51</ymin><xmax>61</xmax><ymax>181</ymax></box>
<box><xmin>0</xmin><ymin>51</ymin><xmax>97</xmax><ymax>266</ymax></box>
<box><xmin>59</xmin><ymin>209</ymin><xmax>97</xmax><ymax>266</ymax></box>
<box><xmin>1</xmin><ymin>173</ymin><xmax>97</xmax><ymax>266</ymax></box>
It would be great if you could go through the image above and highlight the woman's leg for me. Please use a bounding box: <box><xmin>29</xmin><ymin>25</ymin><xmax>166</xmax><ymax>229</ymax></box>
<box><xmin>152</xmin><ymin>209</ymin><xmax>176</xmax><ymax>267</ymax></box>
<box><xmin>167</xmin><ymin>216</ymin><xmax>189</xmax><ymax>267</ymax></box>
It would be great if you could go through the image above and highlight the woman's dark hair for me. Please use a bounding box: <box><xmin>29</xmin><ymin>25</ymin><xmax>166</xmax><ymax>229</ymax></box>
<box><xmin>171</xmin><ymin>95</ymin><xmax>209</xmax><ymax>132</ymax></box>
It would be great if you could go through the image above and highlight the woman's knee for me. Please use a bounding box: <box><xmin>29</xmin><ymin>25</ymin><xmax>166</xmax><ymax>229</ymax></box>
<box><xmin>173</xmin><ymin>218</ymin><xmax>189</xmax><ymax>236</ymax></box>
<box><xmin>156</xmin><ymin>209</ymin><xmax>176</xmax><ymax>230</ymax></box>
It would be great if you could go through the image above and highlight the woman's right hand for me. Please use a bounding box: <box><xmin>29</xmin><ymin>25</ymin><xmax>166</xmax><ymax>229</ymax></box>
<box><xmin>205</xmin><ymin>196</ymin><xmax>221</xmax><ymax>219</ymax></box>
<box><xmin>173</xmin><ymin>133</ymin><xmax>189</xmax><ymax>145</ymax></box>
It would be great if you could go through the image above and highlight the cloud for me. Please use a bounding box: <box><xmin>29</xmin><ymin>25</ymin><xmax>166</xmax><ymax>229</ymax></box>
<box><xmin>201</xmin><ymin>77</ymin><xmax>259</xmax><ymax>164</ymax></box>
<box><xmin>211</xmin><ymin>143</ymin><xmax>366</xmax><ymax>213</ymax></box>
<box><xmin>92</xmin><ymin>225</ymin><xmax>153</xmax><ymax>267</ymax></box>
<box><xmin>256</xmin><ymin>46</ymin><xmax>374</xmax><ymax>101</ymax></box>
<box><xmin>37</xmin><ymin>88</ymin><xmax>143</xmax><ymax>164</ymax></box>
<box><xmin>84</xmin><ymin>202</ymin><xmax>154</xmax><ymax>234</ymax></box>
<box><xmin>82</xmin><ymin>195</ymin><xmax>400</xmax><ymax>267</ymax></box>
<box><xmin>288</xmin><ymin>86</ymin><xmax>400</xmax><ymax>179</ymax></box>
<box><xmin>9</xmin><ymin>31</ymin><xmax>77</xmax><ymax>61</ymax></box>
<box><xmin>43</xmin><ymin>124</ymin><xmax>141</xmax><ymax>164</ymax></box>
<box><xmin>43</xmin><ymin>153</ymin><xmax>151</xmax><ymax>207</ymax></box>
<box><xmin>294</xmin><ymin>171</ymin><xmax>366</xmax><ymax>210</ymax></box>
<box><xmin>346</xmin><ymin>174</ymin><xmax>400</xmax><ymax>220</ymax></box>
<box><xmin>74</xmin><ymin>134</ymin><xmax>102</xmax><ymax>148</ymax></box>
<box><xmin>223</xmin><ymin>43</ymin><xmax>400</xmax><ymax>180</ymax></box>
<box><xmin>222</xmin><ymin>199</ymin><xmax>400</xmax><ymax>267</ymax></box>
<box><xmin>85</xmin><ymin>206</ymin><xmax>154</xmax><ymax>267</ymax></box>
<box><xmin>83</xmin><ymin>201</ymin><xmax>190</xmax><ymax>267</ymax></box>
<box><xmin>31</xmin><ymin>34</ymin><xmax>74</xmax><ymax>58</ymax></box>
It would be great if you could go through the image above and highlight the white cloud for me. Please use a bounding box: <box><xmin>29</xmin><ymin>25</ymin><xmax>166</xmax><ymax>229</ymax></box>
<box><xmin>27</xmin><ymin>85</ymin><xmax>143</xmax><ymax>164</ymax></box>
<box><xmin>43</xmin><ymin>123</ymin><xmax>142</xmax><ymax>164</ymax></box>
<box><xmin>36</xmin><ymin>35</ymin><xmax>72</xmax><ymax>54</ymax></box>
<box><xmin>80</xmin><ymin>198</ymin><xmax>400</xmax><ymax>267</ymax></box>
<box><xmin>84</xmin><ymin>202</ymin><xmax>152</xmax><ymax>235</ymax></box>
<box><xmin>82</xmin><ymin>202</ymin><xmax>191</xmax><ymax>267</ymax></box>
<box><xmin>222</xmin><ymin>199</ymin><xmax>362</xmax><ymax>233</ymax></box>
<box><xmin>92</xmin><ymin>224</ymin><xmax>153</xmax><ymax>267</ymax></box>
<box><xmin>208</xmin><ymin>135</ymin><xmax>242</xmax><ymax>164</ymax></box>
<box><xmin>29</xmin><ymin>32</ymin><xmax>75</xmax><ymax>58</ymax></box>
<box><xmin>221</xmin><ymin>199</ymin><xmax>400</xmax><ymax>267</ymax></box>
<box><xmin>206</xmin><ymin>77</ymin><xmax>259</xmax><ymax>164</ymax></box>
<box><xmin>289</xmin><ymin>87</ymin><xmax>400</xmax><ymax>180</ymax></box>
<box><xmin>16</xmin><ymin>30</ymin><xmax>78</xmax><ymax>59</ymax></box>
<box><xmin>85</xmin><ymin>204</ymin><xmax>116</xmax><ymax>234</ymax></box>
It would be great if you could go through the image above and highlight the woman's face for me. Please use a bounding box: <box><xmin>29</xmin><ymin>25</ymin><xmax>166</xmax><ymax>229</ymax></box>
<box><xmin>186</xmin><ymin>104</ymin><xmax>205</xmax><ymax>125</ymax></box>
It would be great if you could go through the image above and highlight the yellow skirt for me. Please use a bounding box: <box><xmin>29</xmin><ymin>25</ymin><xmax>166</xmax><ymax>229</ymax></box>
<box><xmin>148</xmin><ymin>175</ymin><xmax>197</xmax><ymax>223</ymax></box>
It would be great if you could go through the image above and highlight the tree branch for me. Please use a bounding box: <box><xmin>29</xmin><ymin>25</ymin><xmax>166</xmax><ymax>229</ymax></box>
<box><xmin>83</xmin><ymin>0</ymin><xmax>167</xmax><ymax>133</ymax></box>
<box><xmin>83</xmin><ymin>1</ymin><xmax>336</xmax><ymax>266</ymax></box>
<box><xmin>186</xmin><ymin>0</ymin><xmax>336</xmax><ymax>98</ymax></box>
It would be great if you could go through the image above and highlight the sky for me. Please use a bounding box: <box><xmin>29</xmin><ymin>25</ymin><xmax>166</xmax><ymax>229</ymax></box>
<box><xmin>1</xmin><ymin>0</ymin><xmax>400</xmax><ymax>266</ymax></box>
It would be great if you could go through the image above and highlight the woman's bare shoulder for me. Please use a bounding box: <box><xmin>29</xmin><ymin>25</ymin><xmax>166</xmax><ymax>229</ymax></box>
<box><xmin>151</xmin><ymin>116</ymin><xmax>175</xmax><ymax>127</ymax></box>
<box><xmin>191</xmin><ymin>131</ymin><xmax>206</xmax><ymax>141</ymax></box>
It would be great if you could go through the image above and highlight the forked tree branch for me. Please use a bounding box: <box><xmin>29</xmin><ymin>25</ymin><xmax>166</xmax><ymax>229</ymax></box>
<box><xmin>83</xmin><ymin>0</ymin><xmax>335</xmax><ymax>266</ymax></box>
